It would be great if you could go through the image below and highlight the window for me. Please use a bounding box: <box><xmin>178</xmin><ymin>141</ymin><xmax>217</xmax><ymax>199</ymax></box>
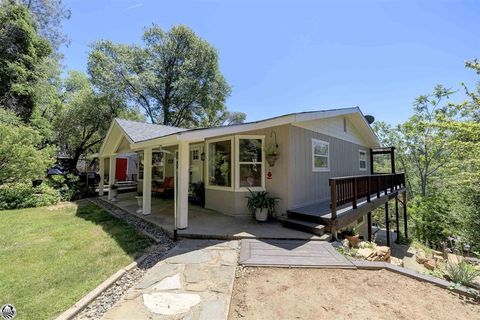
<box><xmin>359</xmin><ymin>150</ymin><xmax>367</xmax><ymax>171</ymax></box>
<box><xmin>312</xmin><ymin>139</ymin><xmax>329</xmax><ymax>171</ymax></box>
<box><xmin>207</xmin><ymin>138</ymin><xmax>232</xmax><ymax>188</ymax></box>
<box><xmin>191</xmin><ymin>149</ymin><xmax>199</xmax><ymax>161</ymax></box>
<box><xmin>236</xmin><ymin>137</ymin><xmax>264</xmax><ymax>190</ymax></box>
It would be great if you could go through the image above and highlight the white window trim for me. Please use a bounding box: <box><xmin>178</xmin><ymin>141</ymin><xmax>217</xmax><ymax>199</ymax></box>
<box><xmin>235</xmin><ymin>135</ymin><xmax>265</xmax><ymax>192</ymax></box>
<box><xmin>205</xmin><ymin>136</ymin><xmax>234</xmax><ymax>191</ymax></box>
<box><xmin>359</xmin><ymin>149</ymin><xmax>367</xmax><ymax>171</ymax></box>
<box><xmin>312</xmin><ymin>139</ymin><xmax>330</xmax><ymax>172</ymax></box>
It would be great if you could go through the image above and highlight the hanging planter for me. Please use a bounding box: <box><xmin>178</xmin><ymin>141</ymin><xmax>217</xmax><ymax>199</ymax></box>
<box><xmin>266</xmin><ymin>154</ymin><xmax>279</xmax><ymax>167</ymax></box>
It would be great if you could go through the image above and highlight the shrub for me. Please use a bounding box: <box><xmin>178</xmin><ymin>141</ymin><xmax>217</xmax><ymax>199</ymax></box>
<box><xmin>0</xmin><ymin>183</ymin><xmax>61</xmax><ymax>210</ymax></box>
<box><xmin>445</xmin><ymin>259</ymin><xmax>480</xmax><ymax>287</ymax></box>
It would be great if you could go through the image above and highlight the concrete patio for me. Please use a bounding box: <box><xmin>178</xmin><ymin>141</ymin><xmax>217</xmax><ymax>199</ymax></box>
<box><xmin>103</xmin><ymin>192</ymin><xmax>329</xmax><ymax>241</ymax></box>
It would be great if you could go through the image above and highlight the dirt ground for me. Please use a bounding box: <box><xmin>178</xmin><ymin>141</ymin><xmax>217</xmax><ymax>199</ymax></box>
<box><xmin>228</xmin><ymin>267</ymin><xmax>480</xmax><ymax>320</ymax></box>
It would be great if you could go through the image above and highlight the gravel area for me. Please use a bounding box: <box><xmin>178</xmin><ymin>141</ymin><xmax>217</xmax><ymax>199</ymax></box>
<box><xmin>73</xmin><ymin>198</ymin><xmax>175</xmax><ymax>320</ymax></box>
<box><xmin>88</xmin><ymin>197</ymin><xmax>171</xmax><ymax>242</ymax></box>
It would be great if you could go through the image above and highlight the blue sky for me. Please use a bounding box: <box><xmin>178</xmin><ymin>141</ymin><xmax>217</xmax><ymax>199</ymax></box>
<box><xmin>61</xmin><ymin>0</ymin><xmax>480</xmax><ymax>125</ymax></box>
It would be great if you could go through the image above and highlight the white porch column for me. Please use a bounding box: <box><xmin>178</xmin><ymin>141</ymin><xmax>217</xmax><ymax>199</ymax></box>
<box><xmin>177</xmin><ymin>141</ymin><xmax>189</xmax><ymax>229</ymax></box>
<box><xmin>98</xmin><ymin>157</ymin><xmax>105</xmax><ymax>196</ymax></box>
<box><xmin>142</xmin><ymin>148</ymin><xmax>153</xmax><ymax>215</ymax></box>
<box><xmin>108</xmin><ymin>155</ymin><xmax>116</xmax><ymax>200</ymax></box>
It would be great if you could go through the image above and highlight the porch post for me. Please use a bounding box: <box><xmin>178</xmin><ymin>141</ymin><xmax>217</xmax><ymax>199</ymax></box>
<box><xmin>177</xmin><ymin>141</ymin><xmax>189</xmax><ymax>229</ymax></box>
<box><xmin>108</xmin><ymin>155</ymin><xmax>116</xmax><ymax>200</ymax></box>
<box><xmin>142</xmin><ymin>148</ymin><xmax>152</xmax><ymax>215</ymax></box>
<box><xmin>98</xmin><ymin>157</ymin><xmax>105</xmax><ymax>196</ymax></box>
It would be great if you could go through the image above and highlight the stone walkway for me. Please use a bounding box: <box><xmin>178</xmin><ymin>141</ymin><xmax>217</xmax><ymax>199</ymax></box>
<box><xmin>102</xmin><ymin>239</ymin><xmax>239</xmax><ymax>320</ymax></box>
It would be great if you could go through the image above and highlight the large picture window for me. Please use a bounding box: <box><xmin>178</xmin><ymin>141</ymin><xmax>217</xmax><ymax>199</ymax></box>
<box><xmin>312</xmin><ymin>139</ymin><xmax>329</xmax><ymax>172</ymax></box>
<box><xmin>207</xmin><ymin>139</ymin><xmax>232</xmax><ymax>188</ymax></box>
<box><xmin>236</xmin><ymin>137</ymin><xmax>264</xmax><ymax>189</ymax></box>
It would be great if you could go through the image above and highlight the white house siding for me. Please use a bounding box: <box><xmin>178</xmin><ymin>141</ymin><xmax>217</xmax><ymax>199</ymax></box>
<box><xmin>288</xmin><ymin>125</ymin><xmax>370</xmax><ymax>209</ymax></box>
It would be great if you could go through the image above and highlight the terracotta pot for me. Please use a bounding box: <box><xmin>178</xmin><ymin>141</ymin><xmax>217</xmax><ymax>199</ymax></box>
<box><xmin>346</xmin><ymin>234</ymin><xmax>360</xmax><ymax>248</ymax></box>
<box><xmin>255</xmin><ymin>208</ymin><xmax>269</xmax><ymax>221</ymax></box>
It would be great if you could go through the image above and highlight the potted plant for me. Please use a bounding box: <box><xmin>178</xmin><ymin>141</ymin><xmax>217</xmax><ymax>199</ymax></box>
<box><xmin>109</xmin><ymin>184</ymin><xmax>118</xmax><ymax>202</ymax></box>
<box><xmin>264</xmin><ymin>145</ymin><xmax>279</xmax><ymax>167</ymax></box>
<box><xmin>246</xmin><ymin>189</ymin><xmax>280</xmax><ymax>221</ymax></box>
<box><xmin>135</xmin><ymin>192</ymin><xmax>143</xmax><ymax>214</ymax></box>
<box><xmin>342</xmin><ymin>227</ymin><xmax>360</xmax><ymax>248</ymax></box>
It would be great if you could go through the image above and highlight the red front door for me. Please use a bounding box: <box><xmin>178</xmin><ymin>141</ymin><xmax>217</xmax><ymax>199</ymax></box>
<box><xmin>115</xmin><ymin>158</ymin><xmax>127</xmax><ymax>181</ymax></box>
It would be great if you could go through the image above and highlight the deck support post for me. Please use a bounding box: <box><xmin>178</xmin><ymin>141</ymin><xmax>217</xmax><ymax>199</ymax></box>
<box><xmin>385</xmin><ymin>202</ymin><xmax>390</xmax><ymax>247</ymax></box>
<box><xmin>98</xmin><ymin>157</ymin><xmax>105</xmax><ymax>196</ymax></box>
<box><xmin>142</xmin><ymin>148</ymin><xmax>152</xmax><ymax>215</ymax></box>
<box><xmin>403</xmin><ymin>192</ymin><xmax>408</xmax><ymax>240</ymax></box>
<box><xmin>108</xmin><ymin>155</ymin><xmax>116</xmax><ymax>201</ymax></box>
<box><xmin>367</xmin><ymin>211</ymin><xmax>372</xmax><ymax>242</ymax></box>
<box><xmin>395</xmin><ymin>196</ymin><xmax>400</xmax><ymax>244</ymax></box>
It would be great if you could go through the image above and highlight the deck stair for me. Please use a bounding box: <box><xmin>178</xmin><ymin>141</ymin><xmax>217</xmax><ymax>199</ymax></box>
<box><xmin>278</xmin><ymin>215</ymin><xmax>327</xmax><ymax>236</ymax></box>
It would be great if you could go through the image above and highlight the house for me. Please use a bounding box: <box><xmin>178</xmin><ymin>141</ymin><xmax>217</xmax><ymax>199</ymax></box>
<box><xmin>96</xmin><ymin>107</ymin><xmax>407</xmax><ymax>242</ymax></box>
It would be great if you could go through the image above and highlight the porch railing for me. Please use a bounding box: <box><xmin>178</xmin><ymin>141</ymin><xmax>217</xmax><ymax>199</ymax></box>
<box><xmin>329</xmin><ymin>173</ymin><xmax>405</xmax><ymax>219</ymax></box>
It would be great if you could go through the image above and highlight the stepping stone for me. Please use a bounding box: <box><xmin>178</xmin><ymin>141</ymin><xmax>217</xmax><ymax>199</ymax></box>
<box><xmin>143</xmin><ymin>292</ymin><xmax>201</xmax><ymax>315</ymax></box>
<box><xmin>135</xmin><ymin>263</ymin><xmax>179</xmax><ymax>289</ymax></box>
<box><xmin>152</xmin><ymin>274</ymin><xmax>182</xmax><ymax>291</ymax></box>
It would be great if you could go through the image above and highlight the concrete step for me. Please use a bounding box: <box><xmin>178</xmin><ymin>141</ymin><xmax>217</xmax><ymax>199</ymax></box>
<box><xmin>279</xmin><ymin>217</ymin><xmax>327</xmax><ymax>236</ymax></box>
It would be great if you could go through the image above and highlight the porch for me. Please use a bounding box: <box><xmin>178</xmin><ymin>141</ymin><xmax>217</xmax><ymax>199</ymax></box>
<box><xmin>102</xmin><ymin>192</ymin><xmax>329</xmax><ymax>241</ymax></box>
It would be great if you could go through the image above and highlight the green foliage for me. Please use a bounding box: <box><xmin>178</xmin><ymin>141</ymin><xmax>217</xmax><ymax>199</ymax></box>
<box><xmin>0</xmin><ymin>182</ymin><xmax>60</xmax><ymax>210</ymax></box>
<box><xmin>46</xmin><ymin>173</ymin><xmax>79</xmax><ymax>201</ymax></box>
<box><xmin>21</xmin><ymin>0</ymin><xmax>71</xmax><ymax>51</ymax></box>
<box><xmin>54</xmin><ymin>70</ymin><xmax>136</xmax><ymax>170</ymax></box>
<box><xmin>445</xmin><ymin>259</ymin><xmax>480</xmax><ymax>287</ymax></box>
<box><xmin>409</xmin><ymin>195</ymin><xmax>459</xmax><ymax>248</ymax></box>
<box><xmin>0</xmin><ymin>115</ymin><xmax>55</xmax><ymax>183</ymax></box>
<box><xmin>88</xmin><ymin>24</ymin><xmax>232</xmax><ymax>127</ymax></box>
<box><xmin>246</xmin><ymin>189</ymin><xmax>279</xmax><ymax>214</ymax></box>
<box><xmin>0</xmin><ymin>1</ymin><xmax>52</xmax><ymax>121</ymax></box>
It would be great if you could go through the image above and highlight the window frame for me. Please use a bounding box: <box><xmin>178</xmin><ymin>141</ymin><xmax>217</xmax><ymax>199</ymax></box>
<box><xmin>205</xmin><ymin>136</ymin><xmax>235</xmax><ymax>191</ymax></box>
<box><xmin>235</xmin><ymin>135</ymin><xmax>265</xmax><ymax>191</ymax></box>
<box><xmin>312</xmin><ymin>139</ymin><xmax>330</xmax><ymax>172</ymax></box>
<box><xmin>359</xmin><ymin>149</ymin><xmax>367</xmax><ymax>171</ymax></box>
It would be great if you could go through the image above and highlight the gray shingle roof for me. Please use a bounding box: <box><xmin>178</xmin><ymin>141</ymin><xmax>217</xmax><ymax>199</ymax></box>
<box><xmin>115</xmin><ymin>119</ymin><xmax>187</xmax><ymax>143</ymax></box>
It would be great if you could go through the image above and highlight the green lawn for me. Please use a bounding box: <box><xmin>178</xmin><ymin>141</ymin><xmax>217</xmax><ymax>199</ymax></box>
<box><xmin>0</xmin><ymin>201</ymin><xmax>153</xmax><ymax>320</ymax></box>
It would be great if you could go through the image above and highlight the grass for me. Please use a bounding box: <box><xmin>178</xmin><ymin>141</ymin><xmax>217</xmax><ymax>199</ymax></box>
<box><xmin>0</xmin><ymin>201</ymin><xmax>153</xmax><ymax>320</ymax></box>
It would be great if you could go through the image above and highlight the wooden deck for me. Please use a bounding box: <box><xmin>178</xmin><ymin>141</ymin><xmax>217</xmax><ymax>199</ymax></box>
<box><xmin>288</xmin><ymin>188</ymin><xmax>406</xmax><ymax>229</ymax></box>
<box><xmin>239</xmin><ymin>239</ymin><xmax>355</xmax><ymax>268</ymax></box>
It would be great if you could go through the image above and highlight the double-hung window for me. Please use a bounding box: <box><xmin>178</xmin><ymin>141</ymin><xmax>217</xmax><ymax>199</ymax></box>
<box><xmin>236</xmin><ymin>136</ymin><xmax>265</xmax><ymax>190</ymax></box>
<box><xmin>359</xmin><ymin>150</ymin><xmax>367</xmax><ymax>171</ymax></box>
<box><xmin>312</xmin><ymin>139</ymin><xmax>329</xmax><ymax>172</ymax></box>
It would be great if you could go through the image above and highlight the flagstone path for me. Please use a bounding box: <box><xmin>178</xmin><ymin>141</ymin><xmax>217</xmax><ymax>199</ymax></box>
<box><xmin>102</xmin><ymin>239</ymin><xmax>239</xmax><ymax>320</ymax></box>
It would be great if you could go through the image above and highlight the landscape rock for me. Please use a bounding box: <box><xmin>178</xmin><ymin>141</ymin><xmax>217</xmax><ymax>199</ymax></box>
<box><xmin>357</xmin><ymin>248</ymin><xmax>374</xmax><ymax>259</ymax></box>
<box><xmin>424</xmin><ymin>259</ymin><xmax>436</xmax><ymax>271</ymax></box>
<box><xmin>390</xmin><ymin>256</ymin><xmax>404</xmax><ymax>267</ymax></box>
<box><xmin>415</xmin><ymin>250</ymin><xmax>427</xmax><ymax>264</ymax></box>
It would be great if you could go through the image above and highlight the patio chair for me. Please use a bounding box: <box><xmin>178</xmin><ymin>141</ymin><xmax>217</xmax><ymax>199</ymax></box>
<box><xmin>152</xmin><ymin>177</ymin><xmax>174</xmax><ymax>198</ymax></box>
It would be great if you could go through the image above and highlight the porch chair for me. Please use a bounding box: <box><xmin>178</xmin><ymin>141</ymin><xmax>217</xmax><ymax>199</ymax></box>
<box><xmin>152</xmin><ymin>177</ymin><xmax>174</xmax><ymax>198</ymax></box>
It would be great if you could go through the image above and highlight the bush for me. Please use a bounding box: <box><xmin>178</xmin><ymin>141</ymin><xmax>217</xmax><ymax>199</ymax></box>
<box><xmin>446</xmin><ymin>259</ymin><xmax>480</xmax><ymax>287</ymax></box>
<box><xmin>0</xmin><ymin>183</ymin><xmax>61</xmax><ymax>210</ymax></box>
<box><xmin>46</xmin><ymin>174</ymin><xmax>80</xmax><ymax>201</ymax></box>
